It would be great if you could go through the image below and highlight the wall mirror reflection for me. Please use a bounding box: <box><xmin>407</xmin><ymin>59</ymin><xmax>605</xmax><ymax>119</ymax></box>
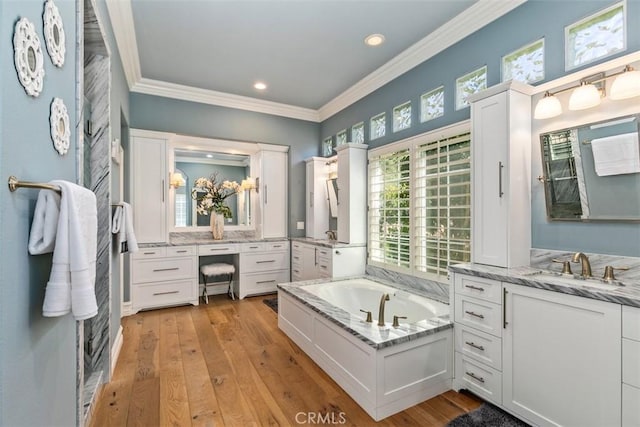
<box><xmin>172</xmin><ymin>148</ymin><xmax>253</xmax><ymax>229</ymax></box>
<box><xmin>540</xmin><ymin>114</ymin><xmax>640</xmax><ymax>221</ymax></box>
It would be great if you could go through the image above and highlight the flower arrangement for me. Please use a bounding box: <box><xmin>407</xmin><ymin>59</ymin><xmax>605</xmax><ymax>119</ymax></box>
<box><xmin>191</xmin><ymin>173</ymin><xmax>241</xmax><ymax>218</ymax></box>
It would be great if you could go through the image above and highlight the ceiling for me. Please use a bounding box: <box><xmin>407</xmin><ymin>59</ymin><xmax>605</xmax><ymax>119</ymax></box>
<box><xmin>107</xmin><ymin>0</ymin><xmax>526</xmax><ymax>121</ymax></box>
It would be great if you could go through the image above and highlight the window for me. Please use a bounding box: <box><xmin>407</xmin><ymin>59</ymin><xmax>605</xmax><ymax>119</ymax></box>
<box><xmin>456</xmin><ymin>66</ymin><xmax>487</xmax><ymax>110</ymax></box>
<box><xmin>351</xmin><ymin>122</ymin><xmax>365</xmax><ymax>144</ymax></box>
<box><xmin>393</xmin><ymin>101</ymin><xmax>412</xmax><ymax>132</ymax></box>
<box><xmin>322</xmin><ymin>136</ymin><xmax>333</xmax><ymax>156</ymax></box>
<box><xmin>370</xmin><ymin>112</ymin><xmax>386</xmax><ymax>140</ymax></box>
<box><xmin>368</xmin><ymin>124</ymin><xmax>471</xmax><ymax>280</ymax></box>
<box><xmin>420</xmin><ymin>86</ymin><xmax>444</xmax><ymax>123</ymax></box>
<box><xmin>565</xmin><ymin>2</ymin><xmax>625</xmax><ymax>70</ymax></box>
<box><xmin>336</xmin><ymin>129</ymin><xmax>347</xmax><ymax>146</ymax></box>
<box><xmin>175</xmin><ymin>193</ymin><xmax>187</xmax><ymax>227</ymax></box>
<box><xmin>502</xmin><ymin>38</ymin><xmax>545</xmax><ymax>84</ymax></box>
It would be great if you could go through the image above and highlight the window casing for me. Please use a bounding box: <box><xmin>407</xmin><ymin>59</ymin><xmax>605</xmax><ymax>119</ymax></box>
<box><xmin>368</xmin><ymin>123</ymin><xmax>471</xmax><ymax>281</ymax></box>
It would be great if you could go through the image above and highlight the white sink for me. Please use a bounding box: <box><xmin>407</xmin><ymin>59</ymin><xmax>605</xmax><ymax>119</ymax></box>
<box><xmin>523</xmin><ymin>270</ymin><xmax>624</xmax><ymax>292</ymax></box>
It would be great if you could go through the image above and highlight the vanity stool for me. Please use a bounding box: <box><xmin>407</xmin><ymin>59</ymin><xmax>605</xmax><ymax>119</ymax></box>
<box><xmin>200</xmin><ymin>263</ymin><xmax>236</xmax><ymax>303</ymax></box>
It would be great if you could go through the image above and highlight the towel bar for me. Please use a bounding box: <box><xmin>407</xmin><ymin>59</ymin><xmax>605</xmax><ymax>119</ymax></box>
<box><xmin>8</xmin><ymin>176</ymin><xmax>61</xmax><ymax>194</ymax></box>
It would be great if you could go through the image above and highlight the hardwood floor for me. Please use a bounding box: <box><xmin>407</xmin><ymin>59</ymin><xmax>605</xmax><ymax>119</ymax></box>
<box><xmin>90</xmin><ymin>295</ymin><xmax>482</xmax><ymax>426</ymax></box>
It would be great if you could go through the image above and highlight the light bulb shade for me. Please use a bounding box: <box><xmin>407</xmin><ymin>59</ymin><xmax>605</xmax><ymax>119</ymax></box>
<box><xmin>610</xmin><ymin>69</ymin><xmax>640</xmax><ymax>100</ymax></box>
<box><xmin>241</xmin><ymin>177</ymin><xmax>256</xmax><ymax>190</ymax></box>
<box><xmin>568</xmin><ymin>84</ymin><xmax>601</xmax><ymax>111</ymax></box>
<box><xmin>534</xmin><ymin>93</ymin><xmax>562</xmax><ymax>119</ymax></box>
<box><xmin>169</xmin><ymin>172</ymin><xmax>185</xmax><ymax>188</ymax></box>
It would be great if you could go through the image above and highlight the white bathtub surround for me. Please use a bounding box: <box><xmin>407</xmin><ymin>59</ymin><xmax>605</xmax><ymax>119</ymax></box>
<box><xmin>366</xmin><ymin>265</ymin><xmax>449</xmax><ymax>303</ymax></box>
<box><xmin>278</xmin><ymin>277</ymin><xmax>452</xmax><ymax>421</ymax></box>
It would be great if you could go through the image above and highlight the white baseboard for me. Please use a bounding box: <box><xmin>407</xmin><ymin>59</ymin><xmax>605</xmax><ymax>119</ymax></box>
<box><xmin>110</xmin><ymin>325</ymin><xmax>123</xmax><ymax>377</ymax></box>
<box><xmin>121</xmin><ymin>301</ymin><xmax>134</xmax><ymax>317</ymax></box>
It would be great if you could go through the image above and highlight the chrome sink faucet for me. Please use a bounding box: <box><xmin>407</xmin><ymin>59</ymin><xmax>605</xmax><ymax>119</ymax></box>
<box><xmin>378</xmin><ymin>293</ymin><xmax>390</xmax><ymax>326</ymax></box>
<box><xmin>571</xmin><ymin>252</ymin><xmax>593</xmax><ymax>278</ymax></box>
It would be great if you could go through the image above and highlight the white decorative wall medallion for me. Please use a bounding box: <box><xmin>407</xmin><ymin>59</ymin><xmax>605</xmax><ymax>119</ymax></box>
<box><xmin>13</xmin><ymin>18</ymin><xmax>45</xmax><ymax>97</ymax></box>
<box><xmin>50</xmin><ymin>98</ymin><xmax>70</xmax><ymax>155</ymax></box>
<box><xmin>44</xmin><ymin>0</ymin><xmax>66</xmax><ymax>67</ymax></box>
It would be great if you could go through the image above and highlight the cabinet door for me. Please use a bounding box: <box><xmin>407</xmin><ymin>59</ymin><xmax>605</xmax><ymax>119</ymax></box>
<box><xmin>261</xmin><ymin>151</ymin><xmax>288</xmax><ymax>238</ymax></box>
<box><xmin>300</xmin><ymin>244</ymin><xmax>318</xmax><ymax>280</ymax></box>
<box><xmin>503</xmin><ymin>283</ymin><xmax>621</xmax><ymax>427</ymax></box>
<box><xmin>132</xmin><ymin>137</ymin><xmax>166</xmax><ymax>243</ymax></box>
<box><xmin>471</xmin><ymin>92</ymin><xmax>508</xmax><ymax>266</ymax></box>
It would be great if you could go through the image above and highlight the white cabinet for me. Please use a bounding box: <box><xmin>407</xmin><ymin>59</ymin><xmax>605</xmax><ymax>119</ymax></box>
<box><xmin>305</xmin><ymin>157</ymin><xmax>329</xmax><ymax>239</ymax></box>
<box><xmin>130</xmin><ymin>246</ymin><xmax>197</xmax><ymax>312</ymax></box>
<box><xmin>502</xmin><ymin>283</ymin><xmax>621</xmax><ymax>427</ymax></box>
<box><xmin>238</xmin><ymin>241</ymin><xmax>289</xmax><ymax>299</ymax></box>
<box><xmin>290</xmin><ymin>241</ymin><xmax>366</xmax><ymax>281</ymax></box>
<box><xmin>256</xmin><ymin>149</ymin><xmax>288</xmax><ymax>239</ymax></box>
<box><xmin>131</xmin><ymin>133</ymin><xmax>167</xmax><ymax>243</ymax></box>
<box><xmin>470</xmin><ymin>82</ymin><xmax>531</xmax><ymax>268</ymax></box>
<box><xmin>623</xmin><ymin>306</ymin><xmax>640</xmax><ymax>427</ymax></box>
<box><xmin>336</xmin><ymin>143</ymin><xmax>367</xmax><ymax>244</ymax></box>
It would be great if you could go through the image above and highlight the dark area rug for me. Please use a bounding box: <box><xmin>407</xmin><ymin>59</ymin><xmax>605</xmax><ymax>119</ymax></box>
<box><xmin>448</xmin><ymin>403</ymin><xmax>530</xmax><ymax>427</ymax></box>
<box><xmin>263</xmin><ymin>297</ymin><xmax>278</xmax><ymax>313</ymax></box>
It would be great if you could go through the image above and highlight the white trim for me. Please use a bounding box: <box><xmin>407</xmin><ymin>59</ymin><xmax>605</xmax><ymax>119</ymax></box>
<box><xmin>318</xmin><ymin>0</ymin><xmax>527</xmax><ymax>121</ymax></box>
<box><xmin>132</xmin><ymin>78</ymin><xmax>320</xmax><ymax>122</ymax></box>
<box><xmin>105</xmin><ymin>0</ymin><xmax>141</xmax><ymax>88</ymax></box>
<box><xmin>121</xmin><ymin>301</ymin><xmax>134</xmax><ymax>317</ymax></box>
<box><xmin>110</xmin><ymin>325</ymin><xmax>124</xmax><ymax>377</ymax></box>
<box><xmin>106</xmin><ymin>0</ymin><xmax>524</xmax><ymax>122</ymax></box>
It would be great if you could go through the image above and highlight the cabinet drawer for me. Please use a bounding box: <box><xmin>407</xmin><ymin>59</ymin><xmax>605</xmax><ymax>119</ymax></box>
<box><xmin>132</xmin><ymin>257</ymin><xmax>194</xmax><ymax>283</ymax></box>
<box><xmin>623</xmin><ymin>338</ymin><xmax>640</xmax><ymax>388</ymax></box>
<box><xmin>291</xmin><ymin>252</ymin><xmax>303</xmax><ymax>266</ymax></box>
<box><xmin>455</xmin><ymin>352</ymin><xmax>502</xmax><ymax>405</ymax></box>
<box><xmin>241</xmin><ymin>269</ymin><xmax>290</xmax><ymax>296</ymax></box>
<box><xmin>455</xmin><ymin>325</ymin><xmax>502</xmax><ymax>371</ymax></box>
<box><xmin>291</xmin><ymin>242</ymin><xmax>302</xmax><ymax>251</ymax></box>
<box><xmin>291</xmin><ymin>268</ymin><xmax>303</xmax><ymax>282</ymax></box>
<box><xmin>132</xmin><ymin>247</ymin><xmax>167</xmax><ymax>259</ymax></box>
<box><xmin>316</xmin><ymin>247</ymin><xmax>332</xmax><ymax>258</ymax></box>
<box><xmin>455</xmin><ymin>294</ymin><xmax>502</xmax><ymax>338</ymax></box>
<box><xmin>455</xmin><ymin>274</ymin><xmax>502</xmax><ymax>304</ymax></box>
<box><xmin>198</xmin><ymin>243</ymin><xmax>239</xmax><ymax>255</ymax></box>
<box><xmin>623</xmin><ymin>306</ymin><xmax>640</xmax><ymax>341</ymax></box>
<box><xmin>166</xmin><ymin>246</ymin><xmax>194</xmax><ymax>257</ymax></box>
<box><xmin>241</xmin><ymin>242</ymin><xmax>265</xmax><ymax>252</ymax></box>
<box><xmin>267</xmin><ymin>241</ymin><xmax>289</xmax><ymax>251</ymax></box>
<box><xmin>317</xmin><ymin>258</ymin><xmax>332</xmax><ymax>277</ymax></box>
<box><xmin>241</xmin><ymin>251</ymin><xmax>289</xmax><ymax>273</ymax></box>
<box><xmin>623</xmin><ymin>384</ymin><xmax>640</xmax><ymax>427</ymax></box>
<box><xmin>132</xmin><ymin>279</ymin><xmax>195</xmax><ymax>310</ymax></box>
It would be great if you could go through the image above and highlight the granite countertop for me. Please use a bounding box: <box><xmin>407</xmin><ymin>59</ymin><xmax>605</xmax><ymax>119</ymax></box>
<box><xmin>449</xmin><ymin>263</ymin><xmax>640</xmax><ymax>308</ymax></box>
<box><xmin>278</xmin><ymin>276</ymin><xmax>452</xmax><ymax>350</ymax></box>
<box><xmin>290</xmin><ymin>237</ymin><xmax>367</xmax><ymax>249</ymax></box>
<box><xmin>138</xmin><ymin>231</ymin><xmax>290</xmax><ymax>248</ymax></box>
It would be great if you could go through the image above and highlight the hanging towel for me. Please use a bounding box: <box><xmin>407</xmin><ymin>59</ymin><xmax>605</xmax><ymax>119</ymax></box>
<box><xmin>28</xmin><ymin>181</ymin><xmax>98</xmax><ymax>320</ymax></box>
<box><xmin>590</xmin><ymin>132</ymin><xmax>640</xmax><ymax>177</ymax></box>
<box><xmin>111</xmin><ymin>202</ymin><xmax>138</xmax><ymax>253</ymax></box>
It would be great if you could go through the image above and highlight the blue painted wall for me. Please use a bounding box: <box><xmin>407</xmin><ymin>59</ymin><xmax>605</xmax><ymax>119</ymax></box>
<box><xmin>1</xmin><ymin>1</ymin><xmax>78</xmax><ymax>425</ymax></box>
<box><xmin>320</xmin><ymin>0</ymin><xmax>640</xmax><ymax>256</ymax></box>
<box><xmin>130</xmin><ymin>94</ymin><xmax>320</xmax><ymax>237</ymax></box>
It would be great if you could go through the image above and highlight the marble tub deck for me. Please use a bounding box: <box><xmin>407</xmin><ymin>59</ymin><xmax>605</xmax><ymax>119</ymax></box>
<box><xmin>277</xmin><ymin>276</ymin><xmax>452</xmax><ymax>350</ymax></box>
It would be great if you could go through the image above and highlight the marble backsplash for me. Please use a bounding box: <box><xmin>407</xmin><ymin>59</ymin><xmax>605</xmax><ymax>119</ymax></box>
<box><xmin>530</xmin><ymin>248</ymin><xmax>640</xmax><ymax>283</ymax></box>
<box><xmin>365</xmin><ymin>265</ymin><xmax>449</xmax><ymax>304</ymax></box>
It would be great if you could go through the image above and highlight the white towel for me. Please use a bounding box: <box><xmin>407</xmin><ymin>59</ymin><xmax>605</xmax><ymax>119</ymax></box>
<box><xmin>590</xmin><ymin>132</ymin><xmax>640</xmax><ymax>177</ymax></box>
<box><xmin>111</xmin><ymin>202</ymin><xmax>138</xmax><ymax>253</ymax></box>
<box><xmin>28</xmin><ymin>181</ymin><xmax>98</xmax><ymax>320</ymax></box>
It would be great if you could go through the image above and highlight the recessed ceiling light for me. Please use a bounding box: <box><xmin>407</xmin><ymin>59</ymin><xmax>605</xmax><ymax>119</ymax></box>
<box><xmin>254</xmin><ymin>82</ymin><xmax>267</xmax><ymax>90</ymax></box>
<box><xmin>206</xmin><ymin>154</ymin><xmax>213</xmax><ymax>158</ymax></box>
<box><xmin>364</xmin><ymin>33</ymin><xmax>385</xmax><ymax>47</ymax></box>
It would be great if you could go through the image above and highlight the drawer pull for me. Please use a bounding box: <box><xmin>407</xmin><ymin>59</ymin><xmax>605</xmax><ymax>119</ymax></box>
<box><xmin>153</xmin><ymin>291</ymin><xmax>179</xmax><ymax>296</ymax></box>
<box><xmin>465</xmin><ymin>285</ymin><xmax>485</xmax><ymax>292</ymax></box>
<box><xmin>249</xmin><ymin>246</ymin><xmax>259</xmax><ymax>249</ymax></box>
<box><xmin>320</xmin><ymin>265</ymin><xmax>327</xmax><ymax>269</ymax></box>
<box><xmin>153</xmin><ymin>267</ymin><xmax>180</xmax><ymax>272</ymax></box>
<box><xmin>465</xmin><ymin>371</ymin><xmax>485</xmax><ymax>383</ymax></box>
<box><xmin>293</xmin><ymin>269</ymin><xmax>300</xmax><ymax>274</ymax></box>
<box><xmin>209</xmin><ymin>248</ymin><xmax>230</xmax><ymax>251</ymax></box>
<box><xmin>465</xmin><ymin>341</ymin><xmax>485</xmax><ymax>351</ymax></box>
<box><xmin>465</xmin><ymin>310</ymin><xmax>485</xmax><ymax>319</ymax></box>
<box><xmin>256</xmin><ymin>280</ymin><xmax>276</xmax><ymax>285</ymax></box>
<box><xmin>176</xmin><ymin>250</ymin><xmax>188</xmax><ymax>253</ymax></box>
<box><xmin>293</xmin><ymin>256</ymin><xmax>300</xmax><ymax>260</ymax></box>
<box><xmin>143</xmin><ymin>251</ymin><xmax>157</xmax><ymax>255</ymax></box>
<box><xmin>272</xmin><ymin>245</ymin><xmax>282</xmax><ymax>248</ymax></box>
<box><xmin>256</xmin><ymin>260</ymin><xmax>276</xmax><ymax>264</ymax></box>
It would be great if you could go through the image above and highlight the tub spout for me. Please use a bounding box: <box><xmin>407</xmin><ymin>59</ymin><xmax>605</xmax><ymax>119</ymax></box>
<box><xmin>378</xmin><ymin>293</ymin><xmax>390</xmax><ymax>326</ymax></box>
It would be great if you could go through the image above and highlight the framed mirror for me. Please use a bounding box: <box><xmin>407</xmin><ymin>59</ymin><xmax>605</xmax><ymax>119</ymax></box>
<box><xmin>50</xmin><ymin>97</ymin><xmax>70</xmax><ymax>155</ymax></box>
<box><xmin>13</xmin><ymin>17</ymin><xmax>45</xmax><ymax>97</ymax></box>
<box><xmin>539</xmin><ymin>114</ymin><xmax>640</xmax><ymax>221</ymax></box>
<box><xmin>44</xmin><ymin>0</ymin><xmax>66</xmax><ymax>67</ymax></box>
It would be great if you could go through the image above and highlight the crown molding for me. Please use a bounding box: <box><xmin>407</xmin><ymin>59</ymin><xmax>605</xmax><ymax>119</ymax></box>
<box><xmin>106</xmin><ymin>0</ymin><xmax>525</xmax><ymax>123</ymax></box>
<box><xmin>132</xmin><ymin>78</ymin><xmax>320</xmax><ymax>122</ymax></box>
<box><xmin>317</xmin><ymin>0</ymin><xmax>527</xmax><ymax>121</ymax></box>
<box><xmin>105</xmin><ymin>0</ymin><xmax>141</xmax><ymax>88</ymax></box>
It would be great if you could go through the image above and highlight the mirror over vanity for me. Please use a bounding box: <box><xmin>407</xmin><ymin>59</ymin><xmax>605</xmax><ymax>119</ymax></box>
<box><xmin>539</xmin><ymin>114</ymin><xmax>640</xmax><ymax>221</ymax></box>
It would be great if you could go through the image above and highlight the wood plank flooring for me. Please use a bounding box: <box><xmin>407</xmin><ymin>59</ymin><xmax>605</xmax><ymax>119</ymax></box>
<box><xmin>90</xmin><ymin>295</ymin><xmax>483</xmax><ymax>426</ymax></box>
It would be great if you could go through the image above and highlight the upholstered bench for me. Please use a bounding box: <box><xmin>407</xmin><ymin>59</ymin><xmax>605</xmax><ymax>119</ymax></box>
<box><xmin>200</xmin><ymin>263</ymin><xmax>236</xmax><ymax>303</ymax></box>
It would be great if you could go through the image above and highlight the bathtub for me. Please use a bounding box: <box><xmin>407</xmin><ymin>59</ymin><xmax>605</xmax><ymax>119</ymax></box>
<box><xmin>277</xmin><ymin>277</ymin><xmax>452</xmax><ymax>421</ymax></box>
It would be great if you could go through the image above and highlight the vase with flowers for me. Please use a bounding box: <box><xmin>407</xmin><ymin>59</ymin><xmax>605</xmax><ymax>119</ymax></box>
<box><xmin>192</xmin><ymin>173</ymin><xmax>241</xmax><ymax>239</ymax></box>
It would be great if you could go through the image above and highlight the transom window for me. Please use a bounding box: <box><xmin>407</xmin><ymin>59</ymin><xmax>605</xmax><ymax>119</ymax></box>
<box><xmin>368</xmin><ymin>123</ymin><xmax>471</xmax><ymax>280</ymax></box>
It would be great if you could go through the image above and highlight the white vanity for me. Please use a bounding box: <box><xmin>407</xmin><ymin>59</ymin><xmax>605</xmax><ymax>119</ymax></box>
<box><xmin>127</xmin><ymin>129</ymin><xmax>290</xmax><ymax>312</ymax></box>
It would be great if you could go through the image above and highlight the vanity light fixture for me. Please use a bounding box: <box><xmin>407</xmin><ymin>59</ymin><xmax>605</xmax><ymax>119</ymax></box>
<box><xmin>534</xmin><ymin>65</ymin><xmax>640</xmax><ymax>119</ymax></box>
<box><xmin>241</xmin><ymin>177</ymin><xmax>257</xmax><ymax>191</ymax></box>
<box><xmin>169</xmin><ymin>172</ymin><xmax>185</xmax><ymax>188</ymax></box>
<box><xmin>364</xmin><ymin>33</ymin><xmax>385</xmax><ymax>47</ymax></box>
